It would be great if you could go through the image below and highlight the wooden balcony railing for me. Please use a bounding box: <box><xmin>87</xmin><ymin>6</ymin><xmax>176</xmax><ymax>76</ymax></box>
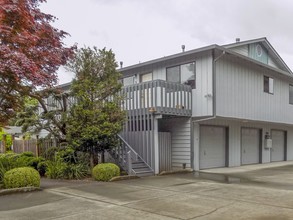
<box><xmin>121</xmin><ymin>80</ymin><xmax>192</xmax><ymax>116</ymax></box>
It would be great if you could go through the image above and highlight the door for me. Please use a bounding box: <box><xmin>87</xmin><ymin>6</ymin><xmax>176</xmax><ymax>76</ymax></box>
<box><xmin>241</xmin><ymin>128</ymin><xmax>260</xmax><ymax>165</ymax></box>
<box><xmin>158</xmin><ymin>132</ymin><xmax>172</xmax><ymax>172</ymax></box>
<box><xmin>271</xmin><ymin>130</ymin><xmax>285</xmax><ymax>162</ymax></box>
<box><xmin>140</xmin><ymin>73</ymin><xmax>153</xmax><ymax>108</ymax></box>
<box><xmin>200</xmin><ymin>126</ymin><xmax>226</xmax><ymax>169</ymax></box>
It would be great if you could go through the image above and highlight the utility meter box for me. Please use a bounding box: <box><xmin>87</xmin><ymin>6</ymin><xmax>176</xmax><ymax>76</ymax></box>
<box><xmin>264</xmin><ymin>138</ymin><xmax>272</xmax><ymax>149</ymax></box>
<box><xmin>264</xmin><ymin>132</ymin><xmax>272</xmax><ymax>149</ymax></box>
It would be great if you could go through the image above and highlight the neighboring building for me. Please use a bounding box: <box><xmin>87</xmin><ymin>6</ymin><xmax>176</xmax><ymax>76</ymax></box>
<box><xmin>117</xmin><ymin>37</ymin><xmax>293</xmax><ymax>176</ymax></box>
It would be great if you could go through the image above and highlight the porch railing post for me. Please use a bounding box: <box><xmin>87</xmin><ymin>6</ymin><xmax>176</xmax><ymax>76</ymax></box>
<box><xmin>127</xmin><ymin>151</ymin><xmax>132</xmax><ymax>175</ymax></box>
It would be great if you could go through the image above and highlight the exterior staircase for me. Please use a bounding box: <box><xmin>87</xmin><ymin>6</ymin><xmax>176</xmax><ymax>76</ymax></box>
<box><xmin>110</xmin><ymin>135</ymin><xmax>154</xmax><ymax>177</ymax></box>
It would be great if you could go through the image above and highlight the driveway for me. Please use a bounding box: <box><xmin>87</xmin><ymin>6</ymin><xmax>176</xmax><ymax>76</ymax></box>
<box><xmin>1</xmin><ymin>162</ymin><xmax>293</xmax><ymax>220</ymax></box>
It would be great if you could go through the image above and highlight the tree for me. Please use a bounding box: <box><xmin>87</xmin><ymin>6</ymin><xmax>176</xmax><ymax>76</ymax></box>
<box><xmin>66</xmin><ymin>47</ymin><xmax>125</xmax><ymax>168</ymax></box>
<box><xmin>13</xmin><ymin>90</ymin><xmax>69</xmax><ymax>142</ymax></box>
<box><xmin>0</xmin><ymin>0</ymin><xmax>75</xmax><ymax>126</ymax></box>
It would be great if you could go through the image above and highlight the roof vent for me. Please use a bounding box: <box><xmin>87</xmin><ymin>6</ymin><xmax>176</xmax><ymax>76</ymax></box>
<box><xmin>236</xmin><ymin>38</ymin><xmax>240</xmax><ymax>43</ymax></box>
<box><xmin>181</xmin><ymin>45</ymin><xmax>185</xmax><ymax>52</ymax></box>
<box><xmin>120</xmin><ymin>61</ymin><xmax>123</xmax><ymax>68</ymax></box>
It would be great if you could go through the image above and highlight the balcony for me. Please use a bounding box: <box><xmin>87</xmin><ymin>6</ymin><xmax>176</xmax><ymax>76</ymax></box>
<box><xmin>121</xmin><ymin>80</ymin><xmax>192</xmax><ymax>117</ymax></box>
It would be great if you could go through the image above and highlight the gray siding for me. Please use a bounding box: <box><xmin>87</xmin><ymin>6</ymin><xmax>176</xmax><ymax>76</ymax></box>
<box><xmin>229</xmin><ymin>45</ymin><xmax>249</xmax><ymax>56</ymax></box>
<box><xmin>228</xmin><ymin>44</ymin><xmax>282</xmax><ymax>71</ymax></box>
<box><xmin>268</xmin><ymin>56</ymin><xmax>279</xmax><ymax>69</ymax></box>
<box><xmin>158</xmin><ymin>132</ymin><xmax>172</xmax><ymax>172</ymax></box>
<box><xmin>192</xmin><ymin>54</ymin><xmax>213</xmax><ymax>117</ymax></box>
<box><xmin>193</xmin><ymin>118</ymin><xmax>293</xmax><ymax>169</ymax></box>
<box><xmin>159</xmin><ymin>118</ymin><xmax>191</xmax><ymax>170</ymax></box>
<box><xmin>216</xmin><ymin>55</ymin><xmax>293</xmax><ymax>124</ymax></box>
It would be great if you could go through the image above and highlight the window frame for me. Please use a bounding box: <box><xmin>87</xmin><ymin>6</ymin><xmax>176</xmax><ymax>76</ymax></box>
<box><xmin>140</xmin><ymin>72</ymin><xmax>153</xmax><ymax>83</ymax></box>
<box><xmin>123</xmin><ymin>75</ymin><xmax>135</xmax><ymax>86</ymax></box>
<box><xmin>289</xmin><ymin>84</ymin><xmax>293</xmax><ymax>105</ymax></box>
<box><xmin>166</xmin><ymin>61</ymin><xmax>196</xmax><ymax>89</ymax></box>
<box><xmin>264</xmin><ymin>75</ymin><xmax>274</xmax><ymax>94</ymax></box>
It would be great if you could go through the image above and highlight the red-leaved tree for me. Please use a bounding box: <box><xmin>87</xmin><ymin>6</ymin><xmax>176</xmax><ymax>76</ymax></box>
<box><xmin>0</xmin><ymin>0</ymin><xmax>75</xmax><ymax>126</ymax></box>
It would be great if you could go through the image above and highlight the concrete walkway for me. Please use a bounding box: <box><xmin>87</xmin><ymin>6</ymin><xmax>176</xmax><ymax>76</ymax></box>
<box><xmin>1</xmin><ymin>163</ymin><xmax>293</xmax><ymax>219</ymax></box>
<box><xmin>201</xmin><ymin>161</ymin><xmax>293</xmax><ymax>174</ymax></box>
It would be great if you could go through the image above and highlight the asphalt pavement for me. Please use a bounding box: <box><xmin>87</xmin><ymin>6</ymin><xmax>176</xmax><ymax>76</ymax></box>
<box><xmin>1</xmin><ymin>162</ymin><xmax>293</xmax><ymax>219</ymax></box>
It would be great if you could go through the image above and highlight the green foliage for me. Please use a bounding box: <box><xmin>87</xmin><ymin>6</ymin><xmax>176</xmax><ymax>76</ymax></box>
<box><xmin>45</xmin><ymin>147</ymin><xmax>89</xmax><ymax>179</ymax></box>
<box><xmin>0</xmin><ymin>152</ymin><xmax>45</xmax><ymax>182</ymax></box>
<box><xmin>45</xmin><ymin>158</ymin><xmax>67</xmax><ymax>179</ymax></box>
<box><xmin>0</xmin><ymin>161</ymin><xmax>7</xmax><ymax>185</ymax></box>
<box><xmin>0</xmin><ymin>128</ymin><xmax>12</xmax><ymax>149</ymax></box>
<box><xmin>45</xmin><ymin>157</ymin><xmax>88</xmax><ymax>180</ymax></box>
<box><xmin>92</xmin><ymin>163</ymin><xmax>120</xmax><ymax>181</ymax></box>
<box><xmin>62</xmin><ymin>163</ymin><xmax>89</xmax><ymax>180</ymax></box>
<box><xmin>41</xmin><ymin>146</ymin><xmax>59</xmax><ymax>160</ymax></box>
<box><xmin>4</xmin><ymin>167</ymin><xmax>40</xmax><ymax>189</ymax></box>
<box><xmin>13</xmin><ymin>93</ymin><xmax>69</xmax><ymax>141</ymax></box>
<box><xmin>66</xmin><ymin>47</ymin><xmax>125</xmax><ymax>164</ymax></box>
<box><xmin>37</xmin><ymin>161</ymin><xmax>47</xmax><ymax>177</ymax></box>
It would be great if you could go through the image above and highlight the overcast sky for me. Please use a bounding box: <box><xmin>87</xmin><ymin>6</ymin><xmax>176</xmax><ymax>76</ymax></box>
<box><xmin>40</xmin><ymin>0</ymin><xmax>293</xmax><ymax>84</ymax></box>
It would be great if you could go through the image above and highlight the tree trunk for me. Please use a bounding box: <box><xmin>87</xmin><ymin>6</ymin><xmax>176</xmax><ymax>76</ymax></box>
<box><xmin>101</xmin><ymin>151</ymin><xmax>105</xmax><ymax>163</ymax></box>
<box><xmin>90</xmin><ymin>152</ymin><xmax>94</xmax><ymax>169</ymax></box>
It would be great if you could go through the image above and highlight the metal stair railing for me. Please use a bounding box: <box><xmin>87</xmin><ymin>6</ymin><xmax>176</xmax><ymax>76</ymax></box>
<box><xmin>113</xmin><ymin>134</ymin><xmax>154</xmax><ymax>175</ymax></box>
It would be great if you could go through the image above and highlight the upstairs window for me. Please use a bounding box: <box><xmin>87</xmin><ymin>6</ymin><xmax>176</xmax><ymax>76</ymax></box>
<box><xmin>123</xmin><ymin>76</ymin><xmax>135</xmax><ymax>86</ymax></box>
<box><xmin>166</xmin><ymin>62</ymin><xmax>195</xmax><ymax>89</ymax></box>
<box><xmin>289</xmin><ymin>85</ymin><xmax>293</xmax><ymax>104</ymax></box>
<box><xmin>264</xmin><ymin>76</ymin><xmax>274</xmax><ymax>94</ymax></box>
<box><xmin>166</xmin><ymin>66</ymin><xmax>180</xmax><ymax>83</ymax></box>
<box><xmin>140</xmin><ymin>72</ymin><xmax>153</xmax><ymax>83</ymax></box>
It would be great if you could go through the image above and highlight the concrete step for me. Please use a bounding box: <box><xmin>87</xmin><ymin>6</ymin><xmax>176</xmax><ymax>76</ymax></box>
<box><xmin>132</xmin><ymin>167</ymin><xmax>152</xmax><ymax>172</ymax></box>
<box><xmin>135</xmin><ymin>170</ymin><xmax>154</xmax><ymax>177</ymax></box>
<box><xmin>132</xmin><ymin>163</ymin><xmax>148</xmax><ymax>169</ymax></box>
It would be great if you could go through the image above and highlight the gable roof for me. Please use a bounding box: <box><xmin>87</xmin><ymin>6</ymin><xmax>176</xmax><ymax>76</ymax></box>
<box><xmin>223</xmin><ymin>37</ymin><xmax>292</xmax><ymax>74</ymax></box>
<box><xmin>120</xmin><ymin>37</ymin><xmax>292</xmax><ymax>77</ymax></box>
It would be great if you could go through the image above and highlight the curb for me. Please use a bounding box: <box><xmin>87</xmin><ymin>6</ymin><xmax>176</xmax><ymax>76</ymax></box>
<box><xmin>0</xmin><ymin>187</ymin><xmax>41</xmax><ymax>196</ymax></box>
<box><xmin>109</xmin><ymin>175</ymin><xmax>139</xmax><ymax>182</ymax></box>
<box><xmin>158</xmin><ymin>168</ymin><xmax>193</xmax><ymax>176</ymax></box>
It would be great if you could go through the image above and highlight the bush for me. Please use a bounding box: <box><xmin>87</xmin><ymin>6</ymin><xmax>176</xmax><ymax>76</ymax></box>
<box><xmin>0</xmin><ymin>152</ymin><xmax>46</xmax><ymax>183</ymax></box>
<box><xmin>37</xmin><ymin>161</ymin><xmax>47</xmax><ymax>177</ymax></box>
<box><xmin>63</xmin><ymin>163</ymin><xmax>89</xmax><ymax>179</ymax></box>
<box><xmin>45</xmin><ymin>157</ymin><xmax>88</xmax><ymax>179</ymax></box>
<box><xmin>41</xmin><ymin>146</ymin><xmax>59</xmax><ymax>160</ymax></box>
<box><xmin>45</xmin><ymin>159</ymin><xmax>67</xmax><ymax>179</ymax></box>
<box><xmin>92</xmin><ymin>163</ymin><xmax>120</xmax><ymax>181</ymax></box>
<box><xmin>3</xmin><ymin>167</ymin><xmax>40</xmax><ymax>189</ymax></box>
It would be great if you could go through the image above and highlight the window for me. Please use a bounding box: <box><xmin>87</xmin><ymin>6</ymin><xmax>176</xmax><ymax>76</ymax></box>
<box><xmin>289</xmin><ymin>85</ymin><xmax>293</xmax><ymax>104</ymax></box>
<box><xmin>140</xmin><ymin>72</ymin><xmax>153</xmax><ymax>82</ymax></box>
<box><xmin>166</xmin><ymin>66</ymin><xmax>180</xmax><ymax>83</ymax></box>
<box><xmin>166</xmin><ymin>62</ymin><xmax>195</xmax><ymax>89</ymax></box>
<box><xmin>264</xmin><ymin>76</ymin><xmax>274</xmax><ymax>94</ymax></box>
<box><xmin>123</xmin><ymin>76</ymin><xmax>135</xmax><ymax>86</ymax></box>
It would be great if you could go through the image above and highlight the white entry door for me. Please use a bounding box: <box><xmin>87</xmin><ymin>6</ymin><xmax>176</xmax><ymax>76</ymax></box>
<box><xmin>241</xmin><ymin>128</ymin><xmax>260</xmax><ymax>165</ymax></box>
<box><xmin>271</xmin><ymin>130</ymin><xmax>285</xmax><ymax>162</ymax></box>
<box><xmin>200</xmin><ymin>126</ymin><xmax>226</xmax><ymax>169</ymax></box>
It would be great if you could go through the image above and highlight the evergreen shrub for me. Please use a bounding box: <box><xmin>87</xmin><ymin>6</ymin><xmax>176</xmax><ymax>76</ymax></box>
<box><xmin>92</xmin><ymin>163</ymin><xmax>120</xmax><ymax>181</ymax></box>
<box><xmin>4</xmin><ymin>167</ymin><xmax>40</xmax><ymax>189</ymax></box>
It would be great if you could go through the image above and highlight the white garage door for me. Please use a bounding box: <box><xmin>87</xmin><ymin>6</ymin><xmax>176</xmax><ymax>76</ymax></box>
<box><xmin>200</xmin><ymin>126</ymin><xmax>226</xmax><ymax>169</ymax></box>
<box><xmin>241</xmin><ymin>128</ymin><xmax>260</xmax><ymax>165</ymax></box>
<box><xmin>271</xmin><ymin>130</ymin><xmax>285</xmax><ymax>162</ymax></box>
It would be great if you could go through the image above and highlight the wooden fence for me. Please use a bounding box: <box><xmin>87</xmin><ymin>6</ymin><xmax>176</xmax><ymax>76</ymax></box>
<box><xmin>13</xmin><ymin>139</ymin><xmax>38</xmax><ymax>155</ymax></box>
<box><xmin>0</xmin><ymin>139</ymin><xmax>64</xmax><ymax>156</ymax></box>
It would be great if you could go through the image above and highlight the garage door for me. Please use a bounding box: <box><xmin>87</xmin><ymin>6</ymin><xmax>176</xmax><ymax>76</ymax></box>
<box><xmin>200</xmin><ymin>126</ymin><xmax>226</xmax><ymax>169</ymax></box>
<box><xmin>241</xmin><ymin>128</ymin><xmax>260</xmax><ymax>165</ymax></box>
<box><xmin>271</xmin><ymin>130</ymin><xmax>285</xmax><ymax>162</ymax></box>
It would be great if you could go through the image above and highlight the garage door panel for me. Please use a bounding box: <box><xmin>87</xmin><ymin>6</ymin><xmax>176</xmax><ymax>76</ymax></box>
<box><xmin>241</xmin><ymin>128</ymin><xmax>260</xmax><ymax>165</ymax></box>
<box><xmin>200</xmin><ymin>126</ymin><xmax>226</xmax><ymax>169</ymax></box>
<box><xmin>271</xmin><ymin>130</ymin><xmax>285</xmax><ymax>162</ymax></box>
